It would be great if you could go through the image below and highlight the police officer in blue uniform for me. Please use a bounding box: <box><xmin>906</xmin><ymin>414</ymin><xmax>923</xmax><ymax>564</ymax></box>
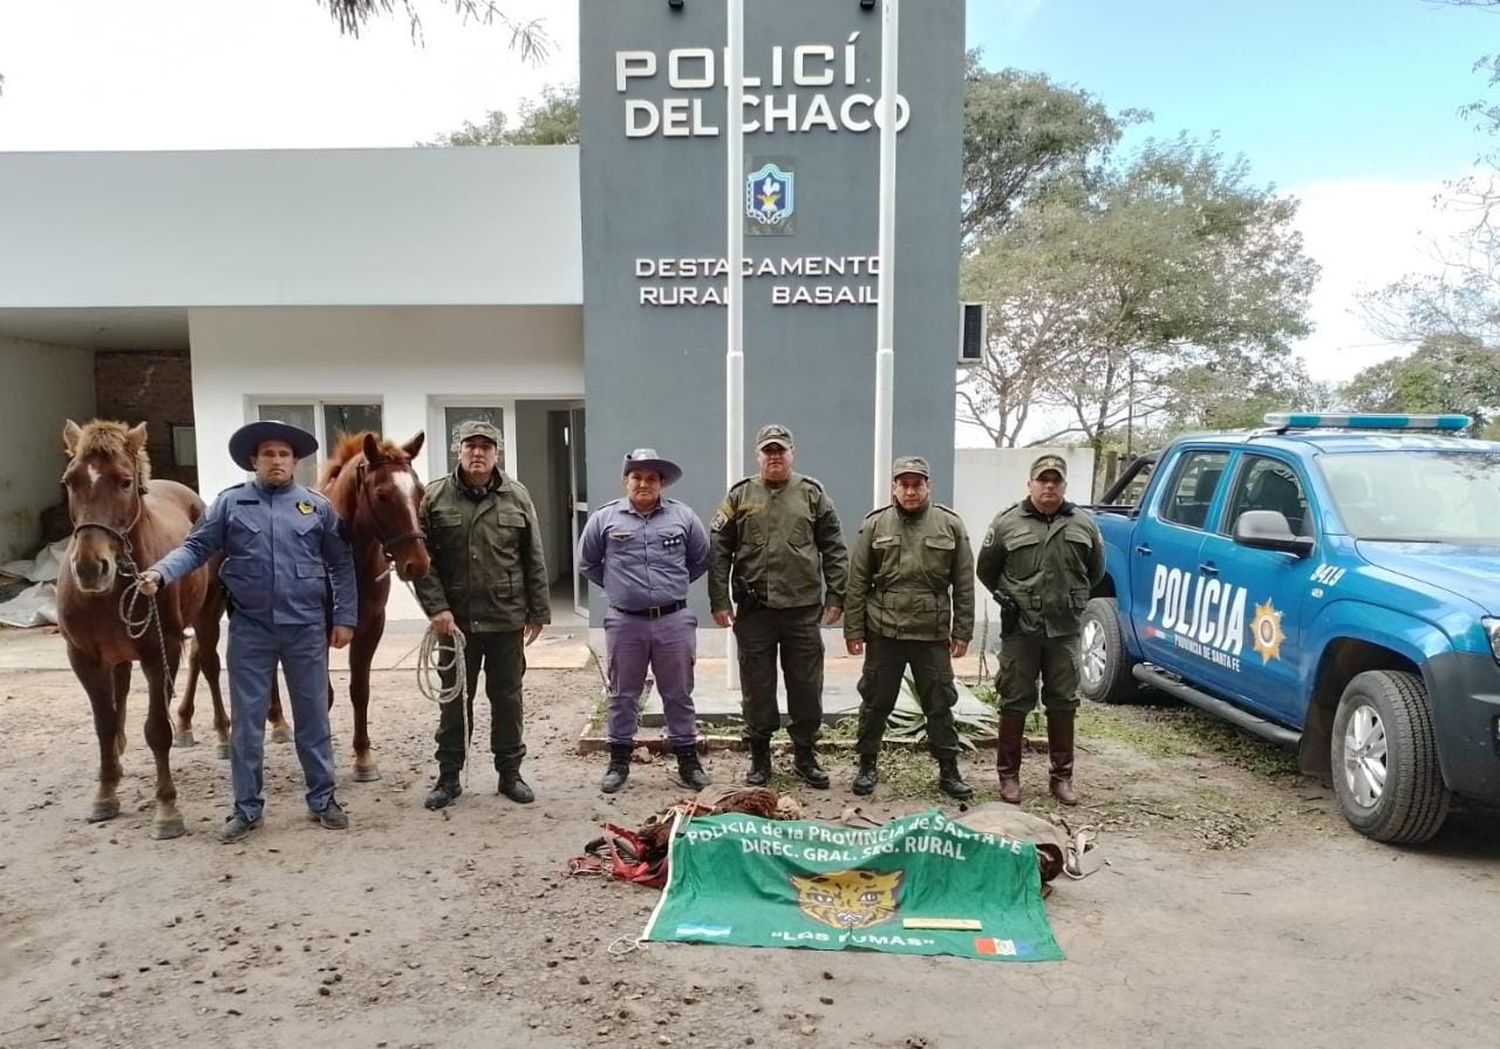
<box><xmin>140</xmin><ymin>420</ymin><xmax>357</xmax><ymax>843</ymax></box>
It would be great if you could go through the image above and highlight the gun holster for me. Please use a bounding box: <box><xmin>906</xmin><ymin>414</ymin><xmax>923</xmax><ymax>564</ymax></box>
<box><xmin>995</xmin><ymin>592</ymin><xmax>1019</xmax><ymax>636</ymax></box>
<box><xmin>732</xmin><ymin>577</ymin><xmax>763</xmax><ymax>617</ymax></box>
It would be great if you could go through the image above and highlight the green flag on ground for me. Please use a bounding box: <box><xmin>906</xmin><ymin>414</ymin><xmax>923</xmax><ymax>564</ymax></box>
<box><xmin>643</xmin><ymin>809</ymin><xmax>1063</xmax><ymax>962</ymax></box>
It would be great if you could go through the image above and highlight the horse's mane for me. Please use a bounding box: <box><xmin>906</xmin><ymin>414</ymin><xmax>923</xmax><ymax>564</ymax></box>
<box><xmin>70</xmin><ymin>420</ymin><xmax>152</xmax><ymax>484</ymax></box>
<box><xmin>318</xmin><ymin>431</ymin><xmax>413</xmax><ymax>507</ymax></box>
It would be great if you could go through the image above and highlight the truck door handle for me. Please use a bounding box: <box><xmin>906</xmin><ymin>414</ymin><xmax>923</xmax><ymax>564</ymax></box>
<box><xmin>1199</xmin><ymin>562</ymin><xmax>1219</xmax><ymax>577</ymax></box>
<box><xmin>1134</xmin><ymin>544</ymin><xmax>1152</xmax><ymax>557</ymax></box>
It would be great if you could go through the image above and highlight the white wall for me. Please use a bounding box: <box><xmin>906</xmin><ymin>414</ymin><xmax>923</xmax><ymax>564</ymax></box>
<box><xmin>187</xmin><ymin>306</ymin><xmax>584</xmax><ymax>497</ymax></box>
<box><xmin>0</xmin><ymin>147</ymin><xmax>582</xmax><ymax>309</ymax></box>
<box><xmin>952</xmin><ymin>446</ymin><xmax>1097</xmax><ymax>646</ymax></box>
<box><xmin>0</xmin><ymin>336</ymin><xmax>96</xmax><ymax>559</ymax></box>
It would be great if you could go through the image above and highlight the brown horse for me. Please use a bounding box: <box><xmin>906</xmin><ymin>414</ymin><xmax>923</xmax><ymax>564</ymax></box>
<box><xmin>55</xmin><ymin>419</ymin><xmax>225</xmax><ymax>840</ymax></box>
<box><xmin>258</xmin><ymin>432</ymin><xmax>430</xmax><ymax>780</ymax></box>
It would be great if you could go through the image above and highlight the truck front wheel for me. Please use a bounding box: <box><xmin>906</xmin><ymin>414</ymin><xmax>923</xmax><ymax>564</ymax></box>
<box><xmin>1330</xmin><ymin>670</ymin><xmax>1451</xmax><ymax>844</ymax></box>
<box><xmin>1079</xmin><ymin>598</ymin><xmax>1140</xmax><ymax>705</ymax></box>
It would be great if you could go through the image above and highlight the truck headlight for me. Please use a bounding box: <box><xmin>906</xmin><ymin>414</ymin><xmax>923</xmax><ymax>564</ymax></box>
<box><xmin>1484</xmin><ymin>618</ymin><xmax>1500</xmax><ymax>662</ymax></box>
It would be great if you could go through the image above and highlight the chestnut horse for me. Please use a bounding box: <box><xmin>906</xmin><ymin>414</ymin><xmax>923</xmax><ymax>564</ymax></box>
<box><xmin>55</xmin><ymin>419</ymin><xmax>225</xmax><ymax>840</ymax></box>
<box><xmin>312</xmin><ymin>431</ymin><xmax>430</xmax><ymax>780</ymax></box>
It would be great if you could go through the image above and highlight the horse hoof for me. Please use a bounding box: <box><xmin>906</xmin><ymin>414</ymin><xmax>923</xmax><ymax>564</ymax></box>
<box><xmin>151</xmin><ymin>819</ymin><xmax>187</xmax><ymax>841</ymax></box>
<box><xmin>353</xmin><ymin>766</ymin><xmax>382</xmax><ymax>783</ymax></box>
<box><xmin>174</xmin><ymin>731</ymin><xmax>196</xmax><ymax>748</ymax></box>
<box><xmin>216</xmin><ymin>743</ymin><xmax>231</xmax><ymax>760</ymax></box>
<box><xmin>270</xmin><ymin>726</ymin><xmax>293</xmax><ymax>745</ymax></box>
<box><xmin>86</xmin><ymin>802</ymin><xmax>120</xmax><ymax>823</ymax></box>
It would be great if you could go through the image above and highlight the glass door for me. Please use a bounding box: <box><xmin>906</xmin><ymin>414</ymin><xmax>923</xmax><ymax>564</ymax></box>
<box><xmin>568</xmin><ymin>404</ymin><xmax>588</xmax><ymax>618</ymax></box>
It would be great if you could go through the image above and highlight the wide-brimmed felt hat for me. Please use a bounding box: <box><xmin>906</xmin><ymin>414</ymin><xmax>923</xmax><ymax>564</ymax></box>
<box><xmin>229</xmin><ymin>420</ymin><xmax>319</xmax><ymax>471</ymax></box>
<box><xmin>621</xmin><ymin>447</ymin><xmax>683</xmax><ymax>486</ymax></box>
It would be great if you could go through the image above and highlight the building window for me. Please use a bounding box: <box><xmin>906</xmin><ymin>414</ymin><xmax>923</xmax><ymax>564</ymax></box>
<box><xmin>443</xmin><ymin>406</ymin><xmax>506</xmax><ymax>474</ymax></box>
<box><xmin>256</xmin><ymin>401</ymin><xmax>383</xmax><ymax>486</ymax></box>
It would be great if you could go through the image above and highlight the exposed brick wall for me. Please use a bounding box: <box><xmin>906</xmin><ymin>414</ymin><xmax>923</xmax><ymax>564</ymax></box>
<box><xmin>93</xmin><ymin>350</ymin><xmax>198</xmax><ymax>491</ymax></box>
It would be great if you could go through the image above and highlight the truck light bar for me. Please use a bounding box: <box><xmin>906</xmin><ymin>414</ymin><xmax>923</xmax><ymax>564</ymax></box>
<box><xmin>1263</xmin><ymin>412</ymin><xmax>1472</xmax><ymax>432</ymax></box>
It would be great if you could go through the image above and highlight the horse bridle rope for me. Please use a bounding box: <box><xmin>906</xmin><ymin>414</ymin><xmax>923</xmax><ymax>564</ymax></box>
<box><xmin>66</xmin><ymin>465</ymin><xmax>176</xmax><ymax>703</ymax></box>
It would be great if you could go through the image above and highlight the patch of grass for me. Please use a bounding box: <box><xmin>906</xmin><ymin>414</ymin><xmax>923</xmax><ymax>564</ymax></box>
<box><xmin>1076</xmin><ymin>701</ymin><xmax>1300</xmax><ymax>779</ymax></box>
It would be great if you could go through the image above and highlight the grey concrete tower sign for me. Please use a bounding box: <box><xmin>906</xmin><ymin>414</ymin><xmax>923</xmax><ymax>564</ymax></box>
<box><xmin>580</xmin><ymin>0</ymin><xmax>965</xmax><ymax>616</ymax></box>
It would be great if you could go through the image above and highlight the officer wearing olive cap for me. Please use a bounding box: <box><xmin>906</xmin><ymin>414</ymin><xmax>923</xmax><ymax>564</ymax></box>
<box><xmin>414</xmin><ymin>418</ymin><xmax>551</xmax><ymax>810</ymax></box>
<box><xmin>140</xmin><ymin>419</ymin><xmax>357</xmax><ymax>843</ymax></box>
<box><xmin>578</xmin><ymin>448</ymin><xmax>712</xmax><ymax>794</ymax></box>
<box><xmin>709</xmin><ymin>424</ymin><xmax>848</xmax><ymax>789</ymax></box>
<box><xmin>843</xmin><ymin>456</ymin><xmax>976</xmax><ymax>799</ymax></box>
<box><xmin>976</xmin><ymin>453</ymin><xmax>1105</xmax><ymax>806</ymax></box>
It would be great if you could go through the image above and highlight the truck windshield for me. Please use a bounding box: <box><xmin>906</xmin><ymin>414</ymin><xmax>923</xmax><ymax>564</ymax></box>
<box><xmin>1319</xmin><ymin>450</ymin><xmax>1500</xmax><ymax>542</ymax></box>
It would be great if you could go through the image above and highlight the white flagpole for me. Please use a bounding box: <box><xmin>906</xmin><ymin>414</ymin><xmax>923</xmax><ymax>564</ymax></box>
<box><xmin>873</xmin><ymin>0</ymin><xmax>899</xmax><ymax>506</ymax></box>
<box><xmin>726</xmin><ymin>0</ymin><xmax>745</xmax><ymax>691</ymax></box>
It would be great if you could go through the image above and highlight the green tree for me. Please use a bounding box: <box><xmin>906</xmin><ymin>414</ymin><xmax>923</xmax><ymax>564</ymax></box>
<box><xmin>319</xmin><ymin>1</ymin><xmax>550</xmax><ymax>59</ymax></box>
<box><xmin>421</xmin><ymin>84</ymin><xmax>579</xmax><ymax>147</ymax></box>
<box><xmin>961</xmin><ymin>52</ymin><xmax>1144</xmax><ymax>241</ymax></box>
<box><xmin>960</xmin><ymin>137</ymin><xmax>1319</xmax><ymax>455</ymax></box>
<box><xmin>1343</xmin><ymin>334</ymin><xmax>1500</xmax><ymax>433</ymax></box>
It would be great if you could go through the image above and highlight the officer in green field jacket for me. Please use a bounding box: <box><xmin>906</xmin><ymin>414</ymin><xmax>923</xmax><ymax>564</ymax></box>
<box><xmin>709</xmin><ymin>424</ymin><xmax>848</xmax><ymax>790</ymax></box>
<box><xmin>975</xmin><ymin>453</ymin><xmax>1105</xmax><ymax>807</ymax></box>
<box><xmin>413</xmin><ymin>419</ymin><xmax>551</xmax><ymax>811</ymax></box>
<box><xmin>843</xmin><ymin>455</ymin><xmax>975</xmax><ymax>801</ymax></box>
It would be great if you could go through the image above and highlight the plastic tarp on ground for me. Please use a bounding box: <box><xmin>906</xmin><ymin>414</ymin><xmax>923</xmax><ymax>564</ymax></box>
<box><xmin>0</xmin><ymin>539</ymin><xmax>67</xmax><ymax>628</ymax></box>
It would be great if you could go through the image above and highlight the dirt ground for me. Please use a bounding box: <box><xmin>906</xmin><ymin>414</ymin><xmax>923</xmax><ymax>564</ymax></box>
<box><xmin>3</xmin><ymin>653</ymin><xmax>1500</xmax><ymax>1049</ymax></box>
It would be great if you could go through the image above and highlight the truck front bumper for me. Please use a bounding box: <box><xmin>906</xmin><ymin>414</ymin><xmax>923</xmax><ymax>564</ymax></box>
<box><xmin>1426</xmin><ymin>651</ymin><xmax>1500</xmax><ymax>802</ymax></box>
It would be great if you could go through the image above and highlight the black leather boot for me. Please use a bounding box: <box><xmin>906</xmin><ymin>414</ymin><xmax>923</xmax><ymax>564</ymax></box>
<box><xmin>498</xmin><ymin>769</ymin><xmax>535</xmax><ymax>804</ymax></box>
<box><xmin>600</xmin><ymin>744</ymin><xmax>632</xmax><ymax>794</ymax></box>
<box><xmin>676</xmin><ymin>745</ymin><xmax>712</xmax><ymax>790</ymax></box>
<box><xmin>937</xmin><ymin>756</ymin><xmax>975</xmax><ymax>800</ymax></box>
<box><xmin>852</xmin><ymin>754</ymin><xmax>878</xmax><ymax>796</ymax></box>
<box><xmin>792</xmin><ymin>745</ymin><xmax>830</xmax><ymax>790</ymax></box>
<box><xmin>424</xmin><ymin>775</ymin><xmax>463</xmax><ymax>811</ymax></box>
<box><xmin>744</xmin><ymin>739</ymin><xmax>772</xmax><ymax>787</ymax></box>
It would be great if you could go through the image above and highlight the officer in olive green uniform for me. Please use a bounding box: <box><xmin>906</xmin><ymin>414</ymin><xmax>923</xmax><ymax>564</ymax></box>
<box><xmin>709</xmin><ymin>424</ymin><xmax>848</xmax><ymax>789</ymax></box>
<box><xmin>975</xmin><ymin>453</ymin><xmax>1105</xmax><ymax>806</ymax></box>
<box><xmin>414</xmin><ymin>420</ymin><xmax>551</xmax><ymax>810</ymax></box>
<box><xmin>843</xmin><ymin>456</ymin><xmax>975</xmax><ymax>800</ymax></box>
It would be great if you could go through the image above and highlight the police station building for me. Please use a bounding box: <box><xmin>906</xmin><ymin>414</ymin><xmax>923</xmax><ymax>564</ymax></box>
<box><xmin>0</xmin><ymin>0</ymin><xmax>965</xmax><ymax>621</ymax></box>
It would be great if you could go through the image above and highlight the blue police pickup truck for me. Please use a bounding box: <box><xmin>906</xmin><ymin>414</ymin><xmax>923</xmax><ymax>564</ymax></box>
<box><xmin>1079</xmin><ymin>413</ymin><xmax>1500</xmax><ymax>843</ymax></box>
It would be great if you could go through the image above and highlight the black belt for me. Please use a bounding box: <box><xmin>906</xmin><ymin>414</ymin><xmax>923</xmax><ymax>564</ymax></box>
<box><xmin>614</xmin><ymin>600</ymin><xmax>687</xmax><ymax>619</ymax></box>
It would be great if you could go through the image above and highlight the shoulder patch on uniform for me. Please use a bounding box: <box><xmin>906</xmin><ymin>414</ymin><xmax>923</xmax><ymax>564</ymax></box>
<box><xmin>296</xmin><ymin>500</ymin><xmax>315</xmax><ymax>516</ymax></box>
<box><xmin>710</xmin><ymin>510</ymin><xmax>729</xmax><ymax>532</ymax></box>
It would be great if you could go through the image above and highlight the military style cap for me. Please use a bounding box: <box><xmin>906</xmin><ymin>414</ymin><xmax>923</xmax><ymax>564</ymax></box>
<box><xmin>1030</xmin><ymin>454</ymin><xmax>1068</xmax><ymax>481</ymax></box>
<box><xmin>755</xmin><ymin>423</ymin><xmax>795</xmax><ymax>450</ymax></box>
<box><xmin>456</xmin><ymin>419</ymin><xmax>502</xmax><ymax>446</ymax></box>
<box><xmin>891</xmin><ymin>455</ymin><xmax>930</xmax><ymax>479</ymax></box>
<box><xmin>622</xmin><ymin>447</ymin><xmax>683</xmax><ymax>486</ymax></box>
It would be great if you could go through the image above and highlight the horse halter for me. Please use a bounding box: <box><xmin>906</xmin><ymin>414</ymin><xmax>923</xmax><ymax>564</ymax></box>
<box><xmin>355</xmin><ymin>457</ymin><xmax>426</xmax><ymax>559</ymax></box>
<box><xmin>67</xmin><ymin>464</ymin><xmax>149</xmax><ymax>570</ymax></box>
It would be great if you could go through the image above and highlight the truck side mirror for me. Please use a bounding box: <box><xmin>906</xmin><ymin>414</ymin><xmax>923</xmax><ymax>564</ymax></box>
<box><xmin>1232</xmin><ymin>510</ymin><xmax>1315</xmax><ymax>558</ymax></box>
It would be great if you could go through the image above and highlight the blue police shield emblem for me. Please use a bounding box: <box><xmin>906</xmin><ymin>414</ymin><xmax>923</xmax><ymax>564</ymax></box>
<box><xmin>745</xmin><ymin>163</ymin><xmax>795</xmax><ymax>227</ymax></box>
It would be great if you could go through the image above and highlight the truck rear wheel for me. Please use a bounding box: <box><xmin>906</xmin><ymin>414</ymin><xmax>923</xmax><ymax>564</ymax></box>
<box><xmin>1330</xmin><ymin>670</ymin><xmax>1451</xmax><ymax>844</ymax></box>
<box><xmin>1079</xmin><ymin>598</ymin><xmax>1140</xmax><ymax>705</ymax></box>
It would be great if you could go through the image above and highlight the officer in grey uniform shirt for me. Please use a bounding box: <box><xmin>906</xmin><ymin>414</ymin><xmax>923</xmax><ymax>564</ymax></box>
<box><xmin>142</xmin><ymin>420</ymin><xmax>357</xmax><ymax>843</ymax></box>
<box><xmin>578</xmin><ymin>448</ymin><xmax>711</xmax><ymax>794</ymax></box>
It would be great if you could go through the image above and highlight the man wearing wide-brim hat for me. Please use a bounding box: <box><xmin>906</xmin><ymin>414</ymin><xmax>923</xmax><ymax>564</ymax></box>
<box><xmin>577</xmin><ymin>448</ymin><xmax>712</xmax><ymax>794</ymax></box>
<box><xmin>141</xmin><ymin>419</ymin><xmax>358</xmax><ymax>842</ymax></box>
<box><xmin>975</xmin><ymin>453</ymin><xmax>1105</xmax><ymax>806</ymax></box>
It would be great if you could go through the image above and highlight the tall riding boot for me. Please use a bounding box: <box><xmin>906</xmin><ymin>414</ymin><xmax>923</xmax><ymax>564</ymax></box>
<box><xmin>600</xmin><ymin>744</ymin><xmax>632</xmax><ymax>794</ymax></box>
<box><xmin>936</xmin><ymin>755</ymin><xmax>974</xmax><ymax>800</ymax></box>
<box><xmin>996</xmin><ymin>714</ymin><xmax>1026</xmax><ymax>804</ymax></box>
<box><xmin>744</xmin><ymin>739</ymin><xmax>772</xmax><ymax>787</ymax></box>
<box><xmin>676</xmin><ymin>745</ymin><xmax>713</xmax><ymax>791</ymax></box>
<box><xmin>1047</xmin><ymin>712</ymin><xmax>1079</xmax><ymax>806</ymax></box>
<box><xmin>792</xmin><ymin>744</ymin><xmax>830</xmax><ymax>790</ymax></box>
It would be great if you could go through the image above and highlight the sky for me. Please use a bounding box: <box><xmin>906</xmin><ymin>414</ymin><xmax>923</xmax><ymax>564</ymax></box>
<box><xmin>0</xmin><ymin>0</ymin><xmax>1496</xmax><ymax>390</ymax></box>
